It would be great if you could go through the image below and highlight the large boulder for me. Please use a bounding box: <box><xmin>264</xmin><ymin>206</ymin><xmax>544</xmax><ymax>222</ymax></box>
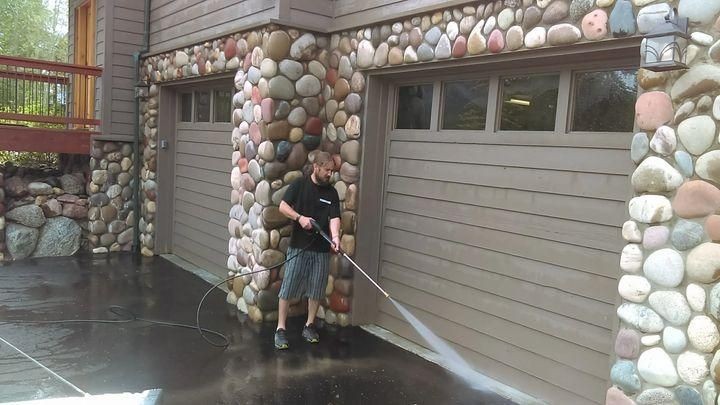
<box><xmin>32</xmin><ymin>217</ymin><xmax>81</xmax><ymax>257</ymax></box>
<box><xmin>59</xmin><ymin>174</ymin><xmax>84</xmax><ymax>194</ymax></box>
<box><xmin>6</xmin><ymin>204</ymin><xmax>46</xmax><ymax>228</ymax></box>
<box><xmin>6</xmin><ymin>223</ymin><xmax>39</xmax><ymax>259</ymax></box>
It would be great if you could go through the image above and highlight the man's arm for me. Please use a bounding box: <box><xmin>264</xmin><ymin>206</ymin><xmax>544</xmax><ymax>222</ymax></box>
<box><xmin>279</xmin><ymin>200</ymin><xmax>312</xmax><ymax>230</ymax></box>
<box><xmin>330</xmin><ymin>217</ymin><xmax>341</xmax><ymax>251</ymax></box>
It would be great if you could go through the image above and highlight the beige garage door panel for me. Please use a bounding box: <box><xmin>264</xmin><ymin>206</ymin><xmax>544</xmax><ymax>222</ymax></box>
<box><xmin>377</xmin><ymin>86</ymin><xmax>632</xmax><ymax>403</ymax></box>
<box><xmin>172</xmin><ymin>125</ymin><xmax>231</xmax><ymax>277</ymax></box>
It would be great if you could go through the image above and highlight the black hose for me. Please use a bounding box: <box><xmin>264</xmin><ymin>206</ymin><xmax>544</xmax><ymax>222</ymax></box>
<box><xmin>0</xmin><ymin>239</ymin><xmax>315</xmax><ymax>349</ymax></box>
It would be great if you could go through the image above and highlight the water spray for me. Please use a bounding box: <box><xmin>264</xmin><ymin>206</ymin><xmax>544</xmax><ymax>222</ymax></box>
<box><xmin>309</xmin><ymin>219</ymin><xmax>391</xmax><ymax>299</ymax></box>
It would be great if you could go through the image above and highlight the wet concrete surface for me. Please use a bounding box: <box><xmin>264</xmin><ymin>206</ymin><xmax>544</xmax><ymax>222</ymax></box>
<box><xmin>0</xmin><ymin>254</ymin><xmax>516</xmax><ymax>405</ymax></box>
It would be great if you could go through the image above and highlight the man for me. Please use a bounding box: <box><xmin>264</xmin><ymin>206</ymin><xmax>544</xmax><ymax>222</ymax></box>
<box><xmin>275</xmin><ymin>151</ymin><xmax>341</xmax><ymax>350</ymax></box>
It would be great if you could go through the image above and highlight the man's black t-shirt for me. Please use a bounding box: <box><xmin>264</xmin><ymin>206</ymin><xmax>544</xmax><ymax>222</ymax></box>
<box><xmin>282</xmin><ymin>176</ymin><xmax>341</xmax><ymax>252</ymax></box>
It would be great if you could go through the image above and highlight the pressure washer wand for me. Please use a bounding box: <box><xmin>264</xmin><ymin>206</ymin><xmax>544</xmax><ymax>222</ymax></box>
<box><xmin>310</xmin><ymin>219</ymin><xmax>391</xmax><ymax>299</ymax></box>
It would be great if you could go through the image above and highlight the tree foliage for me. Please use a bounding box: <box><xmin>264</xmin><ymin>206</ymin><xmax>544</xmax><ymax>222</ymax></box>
<box><xmin>0</xmin><ymin>0</ymin><xmax>68</xmax><ymax>61</ymax></box>
<box><xmin>0</xmin><ymin>0</ymin><xmax>68</xmax><ymax>167</ymax></box>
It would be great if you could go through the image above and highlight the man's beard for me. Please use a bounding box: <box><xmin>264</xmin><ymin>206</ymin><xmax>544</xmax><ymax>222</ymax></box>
<box><xmin>315</xmin><ymin>175</ymin><xmax>330</xmax><ymax>186</ymax></box>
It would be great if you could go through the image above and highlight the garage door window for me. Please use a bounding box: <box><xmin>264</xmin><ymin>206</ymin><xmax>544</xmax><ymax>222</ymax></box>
<box><xmin>396</xmin><ymin>84</ymin><xmax>433</xmax><ymax>130</ymax></box>
<box><xmin>442</xmin><ymin>80</ymin><xmax>490</xmax><ymax>130</ymax></box>
<box><xmin>499</xmin><ymin>74</ymin><xmax>560</xmax><ymax>132</ymax></box>
<box><xmin>571</xmin><ymin>69</ymin><xmax>637</xmax><ymax>132</ymax></box>
<box><xmin>213</xmin><ymin>89</ymin><xmax>232</xmax><ymax>123</ymax></box>
<box><xmin>179</xmin><ymin>87</ymin><xmax>234</xmax><ymax>123</ymax></box>
<box><xmin>180</xmin><ymin>93</ymin><xmax>192</xmax><ymax>122</ymax></box>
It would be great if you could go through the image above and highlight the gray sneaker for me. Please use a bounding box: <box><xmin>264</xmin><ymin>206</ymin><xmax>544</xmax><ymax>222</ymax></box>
<box><xmin>274</xmin><ymin>328</ymin><xmax>289</xmax><ymax>350</ymax></box>
<box><xmin>302</xmin><ymin>323</ymin><xmax>319</xmax><ymax>343</ymax></box>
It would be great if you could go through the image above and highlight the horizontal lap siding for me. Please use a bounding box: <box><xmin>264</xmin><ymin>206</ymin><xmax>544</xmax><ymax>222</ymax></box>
<box><xmin>377</xmin><ymin>134</ymin><xmax>629</xmax><ymax>404</ymax></box>
<box><xmin>105</xmin><ymin>1</ymin><xmax>145</xmax><ymax>139</ymax></box>
<box><xmin>332</xmin><ymin>0</ymin><xmax>467</xmax><ymax>31</ymax></box>
<box><xmin>148</xmin><ymin>0</ymin><xmax>276</xmax><ymax>54</ymax></box>
<box><xmin>172</xmin><ymin>126</ymin><xmax>232</xmax><ymax>277</ymax></box>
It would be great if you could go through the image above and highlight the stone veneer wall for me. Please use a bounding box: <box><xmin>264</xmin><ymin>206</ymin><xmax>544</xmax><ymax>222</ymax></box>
<box><xmin>87</xmin><ymin>140</ymin><xmax>136</xmax><ymax>253</ymax></box>
<box><xmin>1</xmin><ymin>168</ymin><xmax>87</xmax><ymax>259</ymax></box>
<box><xmin>137</xmin><ymin>0</ymin><xmax>720</xmax><ymax>401</ymax></box>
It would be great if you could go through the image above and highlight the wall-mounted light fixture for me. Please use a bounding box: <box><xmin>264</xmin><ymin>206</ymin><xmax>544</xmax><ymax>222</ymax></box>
<box><xmin>640</xmin><ymin>8</ymin><xmax>689</xmax><ymax>72</ymax></box>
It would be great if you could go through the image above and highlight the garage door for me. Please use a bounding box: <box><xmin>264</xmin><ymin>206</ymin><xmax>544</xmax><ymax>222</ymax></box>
<box><xmin>376</xmin><ymin>65</ymin><xmax>636</xmax><ymax>404</ymax></box>
<box><xmin>171</xmin><ymin>87</ymin><xmax>233</xmax><ymax>277</ymax></box>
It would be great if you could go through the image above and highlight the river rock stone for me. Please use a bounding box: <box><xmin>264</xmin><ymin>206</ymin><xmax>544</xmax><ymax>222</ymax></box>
<box><xmin>697</xmin><ymin>151</ymin><xmax>720</xmax><ymax>184</ymax></box>
<box><xmin>543</xmin><ymin>1</ymin><xmax>570</xmax><ymax>24</ymax></box>
<box><xmin>582</xmin><ymin>9</ymin><xmax>608</xmax><ymax>40</ymax></box>
<box><xmin>569</xmin><ymin>0</ymin><xmax>595</xmax><ymax>21</ymax></box>
<box><xmin>524</xmin><ymin>6</ymin><xmax>542</xmax><ymax>29</ymax></box>
<box><xmin>610</xmin><ymin>0</ymin><xmax>636</xmax><ymax>37</ymax></box>
<box><xmin>678</xmin><ymin>116</ymin><xmax>716</xmax><ymax>156</ymax></box>
<box><xmin>632</xmin><ymin>156</ymin><xmax>683</xmax><ymax>193</ymax></box>
<box><xmin>467</xmin><ymin>24</ymin><xmax>487</xmax><ymax>54</ymax></box>
<box><xmin>32</xmin><ymin>217</ymin><xmax>81</xmax><ymax>257</ymax></box>
<box><xmin>664</xmin><ymin>327</ymin><xmax>688</xmax><ymax>354</ymax></box>
<box><xmin>622</xmin><ymin>221</ymin><xmax>642</xmax><ymax>242</ymax></box>
<box><xmin>6</xmin><ymin>223</ymin><xmax>39</xmax><ymax>259</ymax></box>
<box><xmin>644</xmin><ymin>248</ymin><xmax>684</xmax><ymax>287</ymax></box>
<box><xmin>636</xmin><ymin>388</ymin><xmax>675</xmax><ymax>404</ymax></box>
<box><xmin>649</xmin><ymin>291</ymin><xmax>692</xmax><ymax>326</ymax></box>
<box><xmin>268</xmin><ymin>76</ymin><xmax>295</xmax><ymax>100</ymax></box>
<box><xmin>619</xmin><ymin>275</ymin><xmax>651</xmax><ymax>303</ymax></box>
<box><xmin>671</xmin><ymin>64</ymin><xmax>720</xmax><ymax>101</ymax></box>
<box><xmin>635</xmin><ymin>91</ymin><xmax>673</xmax><ymax>130</ymax></box>
<box><xmin>707</xmin><ymin>216</ymin><xmax>720</xmax><ymax>241</ymax></box>
<box><xmin>617</xmin><ymin>303</ymin><xmax>664</xmax><ymax>332</ymax></box>
<box><xmin>547</xmin><ymin>24</ymin><xmax>582</xmax><ymax>45</ymax></box>
<box><xmin>650</xmin><ymin>126</ymin><xmax>676</xmax><ymax>156</ymax></box>
<box><xmin>6</xmin><ymin>204</ymin><xmax>46</xmax><ymax>228</ymax></box>
<box><xmin>676</xmin><ymin>385</ymin><xmax>703</xmax><ymax>405</ymax></box>
<box><xmin>675</xmin><ymin>151</ymin><xmax>694</xmax><ymax>178</ymax></box>
<box><xmin>638</xmin><ymin>347</ymin><xmax>678</xmax><ymax>386</ymax></box>
<box><xmin>356</xmin><ymin>40</ymin><xmax>375</xmax><ymax>68</ymax></box>
<box><xmin>59</xmin><ymin>174</ymin><xmax>83</xmax><ymax>194</ymax></box>
<box><xmin>689</xmin><ymin>315</ymin><xmax>720</xmax><ymax>352</ymax></box>
<box><xmin>620</xmin><ymin>244</ymin><xmax>643</xmax><ymax>272</ymax></box>
<box><xmin>629</xmin><ymin>195</ymin><xmax>673</xmax><ymax>223</ymax></box>
<box><xmin>611</xmin><ymin>360</ymin><xmax>642</xmax><ymax>394</ymax></box>
<box><xmin>637</xmin><ymin>3</ymin><xmax>673</xmax><ymax>34</ymax></box>
<box><xmin>616</xmin><ymin>329</ymin><xmax>641</xmax><ymax>359</ymax></box>
<box><xmin>687</xmin><ymin>243</ymin><xmax>720</xmax><ymax>284</ymax></box>
<box><xmin>672</xmin><ymin>220</ymin><xmax>704</xmax><ymax>251</ymax></box>
<box><xmin>679</xmin><ymin>0</ymin><xmax>720</xmax><ymax>26</ymax></box>
<box><xmin>606</xmin><ymin>387</ymin><xmax>635</xmax><ymax>405</ymax></box>
<box><xmin>631</xmin><ymin>132</ymin><xmax>649</xmax><ymax>164</ymax></box>
<box><xmin>524</xmin><ymin>27</ymin><xmax>547</xmax><ymax>48</ymax></box>
<box><xmin>278</xmin><ymin>60</ymin><xmax>303</xmax><ymax>81</ymax></box>
<box><xmin>506</xmin><ymin>26</ymin><xmax>524</xmax><ymax>50</ymax></box>
<box><xmin>290</xmin><ymin>33</ymin><xmax>316</xmax><ymax>59</ymax></box>
<box><xmin>687</xmin><ymin>284</ymin><xmax>706</xmax><ymax>312</ymax></box>
<box><xmin>296</xmin><ymin>75</ymin><xmax>321</xmax><ymax>97</ymax></box>
<box><xmin>674</xmin><ymin>181</ymin><xmax>720</xmax><ymax>219</ymax></box>
<box><xmin>435</xmin><ymin>34</ymin><xmax>452</xmax><ymax>58</ymax></box>
<box><xmin>677</xmin><ymin>352</ymin><xmax>709</xmax><ymax>385</ymax></box>
<box><xmin>643</xmin><ymin>226</ymin><xmax>669</xmax><ymax>250</ymax></box>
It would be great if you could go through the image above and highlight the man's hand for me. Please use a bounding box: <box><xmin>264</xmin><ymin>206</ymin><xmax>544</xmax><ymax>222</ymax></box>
<box><xmin>298</xmin><ymin>215</ymin><xmax>313</xmax><ymax>230</ymax></box>
<box><xmin>331</xmin><ymin>237</ymin><xmax>341</xmax><ymax>253</ymax></box>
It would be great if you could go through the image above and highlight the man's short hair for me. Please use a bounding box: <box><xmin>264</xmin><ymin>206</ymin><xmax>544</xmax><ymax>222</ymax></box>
<box><xmin>313</xmin><ymin>151</ymin><xmax>333</xmax><ymax>167</ymax></box>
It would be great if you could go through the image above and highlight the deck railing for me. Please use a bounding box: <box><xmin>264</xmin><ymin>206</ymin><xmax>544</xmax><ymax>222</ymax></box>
<box><xmin>0</xmin><ymin>55</ymin><xmax>102</xmax><ymax>153</ymax></box>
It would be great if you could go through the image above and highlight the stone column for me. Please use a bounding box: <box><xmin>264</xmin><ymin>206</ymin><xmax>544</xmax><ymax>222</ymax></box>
<box><xmin>87</xmin><ymin>140</ymin><xmax>136</xmax><ymax>253</ymax></box>
<box><xmin>609</xmin><ymin>1</ymin><xmax>720</xmax><ymax>403</ymax></box>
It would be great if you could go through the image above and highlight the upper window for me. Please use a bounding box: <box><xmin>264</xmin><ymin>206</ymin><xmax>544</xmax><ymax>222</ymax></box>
<box><xmin>180</xmin><ymin>93</ymin><xmax>193</xmax><ymax>122</ymax></box>
<box><xmin>214</xmin><ymin>89</ymin><xmax>232</xmax><ymax>123</ymax></box>
<box><xmin>571</xmin><ymin>69</ymin><xmax>637</xmax><ymax>132</ymax></box>
<box><xmin>396</xmin><ymin>84</ymin><xmax>433</xmax><ymax>130</ymax></box>
<box><xmin>195</xmin><ymin>91</ymin><xmax>211</xmax><ymax>122</ymax></box>
<box><xmin>179</xmin><ymin>88</ymin><xmax>232</xmax><ymax>123</ymax></box>
<box><xmin>499</xmin><ymin>74</ymin><xmax>560</xmax><ymax>132</ymax></box>
<box><xmin>442</xmin><ymin>80</ymin><xmax>489</xmax><ymax>130</ymax></box>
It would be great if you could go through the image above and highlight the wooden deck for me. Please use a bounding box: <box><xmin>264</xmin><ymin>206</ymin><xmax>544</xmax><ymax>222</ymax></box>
<box><xmin>0</xmin><ymin>54</ymin><xmax>102</xmax><ymax>154</ymax></box>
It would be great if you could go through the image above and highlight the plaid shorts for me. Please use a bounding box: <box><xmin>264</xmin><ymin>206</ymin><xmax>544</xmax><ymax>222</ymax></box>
<box><xmin>278</xmin><ymin>247</ymin><xmax>330</xmax><ymax>301</ymax></box>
